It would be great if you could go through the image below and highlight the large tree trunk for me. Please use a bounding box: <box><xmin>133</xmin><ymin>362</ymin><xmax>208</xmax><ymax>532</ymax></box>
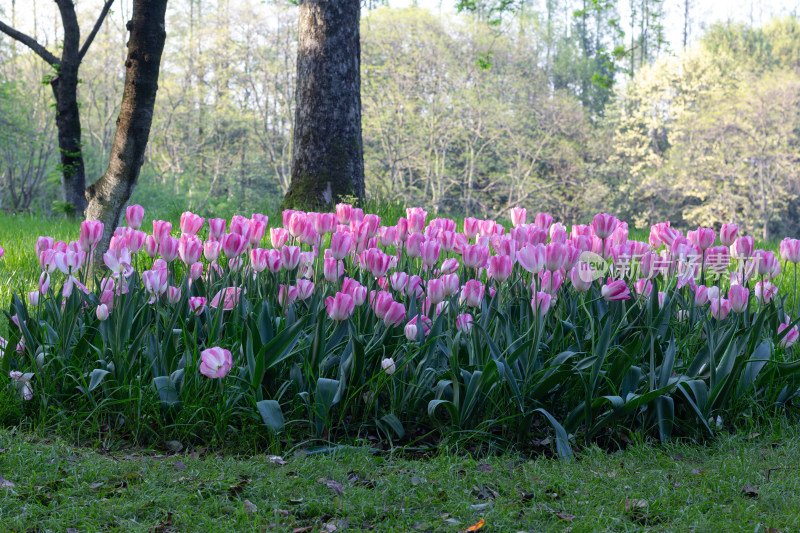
<box><xmin>84</xmin><ymin>0</ymin><xmax>168</xmax><ymax>262</ymax></box>
<box><xmin>283</xmin><ymin>0</ymin><xmax>365</xmax><ymax>210</ymax></box>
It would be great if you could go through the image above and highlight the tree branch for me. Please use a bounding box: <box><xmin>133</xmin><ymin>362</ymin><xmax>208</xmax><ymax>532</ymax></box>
<box><xmin>79</xmin><ymin>0</ymin><xmax>115</xmax><ymax>61</ymax></box>
<box><xmin>0</xmin><ymin>19</ymin><xmax>58</xmax><ymax>65</ymax></box>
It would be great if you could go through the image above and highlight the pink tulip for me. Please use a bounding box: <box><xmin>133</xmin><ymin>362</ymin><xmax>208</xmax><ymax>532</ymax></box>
<box><xmin>342</xmin><ymin>277</ymin><xmax>367</xmax><ymax>306</ymax></box>
<box><xmin>544</xmin><ymin>242</ymin><xmax>565</xmax><ymax>272</ymax></box>
<box><xmin>538</xmin><ymin>270</ymin><xmax>563</xmax><ymax>295</ymax></box>
<box><xmin>250</xmin><ymin>248</ymin><xmax>269</xmax><ymax>273</ymax></box>
<box><xmin>199</xmin><ymin>347</ymin><xmax>233</xmax><ymax>379</ymax></box>
<box><xmin>569</xmin><ymin>263</ymin><xmax>594</xmax><ymax>291</ymax></box>
<box><xmin>441</xmin><ymin>273</ymin><xmax>460</xmax><ymax>296</ymax></box>
<box><xmin>440</xmin><ymin>258</ymin><xmax>459</xmax><ymax>275</ymax></box>
<box><xmin>379</xmin><ymin>226</ymin><xmax>399</xmax><ymax>247</ymax></box>
<box><xmin>381</xmin><ymin>358</ymin><xmax>396</xmax><ymax>375</ymax></box>
<box><xmin>550</xmin><ymin>223</ymin><xmax>568</xmax><ymax>244</ymax></box>
<box><xmin>461</xmin><ymin>280</ymin><xmax>485</xmax><ymax>307</ymax></box>
<box><xmin>463</xmin><ymin>217</ymin><xmax>480</xmax><ymax>239</ymax></box>
<box><xmin>534</xmin><ymin>212</ymin><xmax>553</xmax><ymax>230</ymax></box>
<box><xmin>487</xmin><ymin>254</ymin><xmax>513</xmax><ymax>282</ymax></box>
<box><xmin>287</xmin><ymin>212</ymin><xmax>308</xmax><ymax>239</ymax></box>
<box><xmin>780</xmin><ymin>238</ymin><xmax>800</xmax><ymax>263</ymax></box>
<box><xmin>79</xmin><ymin>221</ymin><xmax>104</xmax><ymax>252</ymax></box>
<box><xmin>229</xmin><ymin>216</ymin><xmax>252</xmax><ymax>242</ymax></box>
<box><xmin>167</xmin><ymin>286</ymin><xmax>182</xmax><ymax>305</ymax></box>
<box><xmin>28</xmin><ymin>291</ymin><xmax>40</xmax><ymax>306</ymax></box>
<box><xmin>456</xmin><ymin>313</ymin><xmax>473</xmax><ymax>334</ymax></box>
<box><xmin>754</xmin><ymin>250</ymin><xmax>779</xmax><ymax>278</ymax></box>
<box><xmin>719</xmin><ymin>223</ymin><xmax>739</xmax><ymax>247</ymax></box>
<box><xmin>731</xmin><ymin>236</ymin><xmax>754</xmax><ymax>259</ymax></box>
<box><xmin>592</xmin><ymin>213</ymin><xmax>618</xmax><ymax>239</ymax></box>
<box><xmin>694</xmin><ymin>284</ymin><xmax>710</xmax><ymax>306</ymax></box>
<box><xmin>126</xmin><ymin>204</ymin><xmax>144</xmax><ymax>229</ymax></box>
<box><xmin>336</xmin><ymin>203</ymin><xmax>353</xmax><ymax>224</ymax></box>
<box><xmin>152</xmin><ymin>220</ymin><xmax>172</xmax><ymax>245</ymax></box>
<box><xmin>601</xmin><ymin>279</ymin><xmax>630</xmax><ymax>301</ymax></box>
<box><xmin>420</xmin><ymin>239</ymin><xmax>441</xmax><ymax>269</ymax></box>
<box><xmin>687</xmin><ymin>227</ymin><xmax>716</xmax><ymax>250</ymax></box>
<box><xmin>407</xmin><ymin>207</ymin><xmax>427</xmax><ymax>233</ymax></box>
<box><xmin>633</xmin><ymin>279</ymin><xmax>652</xmax><ymax>297</ymax></box>
<box><xmin>269</xmin><ymin>227</ymin><xmax>288</xmax><ymax>249</ymax></box>
<box><xmin>248</xmin><ymin>220</ymin><xmax>267</xmax><ymax>248</ymax></box>
<box><xmin>365</xmin><ymin>248</ymin><xmax>392</xmax><ymax>278</ymax></box>
<box><xmin>175</xmin><ymin>235</ymin><xmax>200</xmax><ymax>266</ymax></box>
<box><xmin>710</xmin><ymin>298</ymin><xmax>731</xmax><ymax>320</ymax></box>
<box><xmin>326</xmin><ymin>292</ymin><xmax>355</xmax><ymax>321</ymax></box>
<box><xmin>462</xmin><ymin>244</ymin><xmax>489</xmax><ymax>269</ymax></box>
<box><xmin>657</xmin><ymin>291</ymin><xmax>666</xmax><ymax>308</ymax></box>
<box><xmin>384</xmin><ymin>301</ymin><xmax>406</xmax><ymax>327</ymax></box>
<box><xmin>330</xmin><ymin>231</ymin><xmax>353</xmax><ymax>260</ymax></box>
<box><xmin>179</xmin><ymin>212</ymin><xmax>205</xmax><ymax>236</ymax></box>
<box><xmin>531</xmin><ymin>291</ymin><xmax>552</xmax><ymax>316</ymax></box>
<box><xmin>510</xmin><ymin>207</ymin><xmax>527</xmax><ymax>228</ymax></box>
<box><xmin>144</xmin><ymin>235</ymin><xmax>158</xmax><ymax>257</ymax></box>
<box><xmin>210</xmin><ymin>287</ymin><xmax>243</xmax><ymax>310</ymax></box>
<box><xmin>189</xmin><ymin>297</ymin><xmax>207</xmax><ymax>314</ymax></box>
<box><xmin>278</xmin><ymin>284</ymin><xmax>298</xmax><ymax>306</ymax></box>
<box><xmin>371</xmin><ymin>290</ymin><xmax>395</xmax><ymax>319</ymax></box>
<box><xmin>158</xmin><ymin>235</ymin><xmax>180</xmax><ymax>263</ymax></box>
<box><xmin>295</xmin><ymin>279</ymin><xmax>315</xmax><ymax>300</ymax></box>
<box><xmin>728</xmin><ymin>285</ymin><xmax>749</xmax><ymax>313</ymax></box>
<box><xmin>425</xmin><ymin>278</ymin><xmax>445</xmax><ymax>305</ymax></box>
<box><xmin>142</xmin><ymin>268</ymin><xmax>168</xmax><ymax>302</ymax></box>
<box><xmin>390</xmin><ymin>272</ymin><xmax>409</xmax><ymax>293</ymax></box>
<box><xmin>280</xmin><ymin>245</ymin><xmax>301</xmax><ymax>270</ymax></box>
<box><xmin>404</xmin><ymin>315</ymin><xmax>432</xmax><ymax>341</ymax></box>
<box><xmin>755</xmin><ymin>281</ymin><xmax>778</xmax><ymax>304</ymax></box>
<box><xmin>517</xmin><ymin>244</ymin><xmax>545</xmax><ymax>274</ymax></box>
<box><xmin>406</xmin><ymin>233</ymin><xmax>424</xmax><ymax>259</ymax></box>
<box><xmin>321</xmin><ymin>257</ymin><xmax>342</xmax><ymax>281</ymax></box>
<box><xmin>221</xmin><ymin>233</ymin><xmax>246</xmax><ymax>259</ymax></box>
<box><xmin>208</xmin><ymin>218</ymin><xmax>226</xmax><ymax>240</ymax></box>
<box><xmin>779</xmin><ymin>318</ymin><xmax>799</xmax><ymax>348</ymax></box>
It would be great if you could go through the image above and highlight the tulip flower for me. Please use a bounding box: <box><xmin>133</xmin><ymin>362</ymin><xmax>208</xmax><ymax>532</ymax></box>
<box><xmin>517</xmin><ymin>244</ymin><xmax>545</xmax><ymax>274</ymax></box>
<box><xmin>601</xmin><ymin>279</ymin><xmax>630</xmax><ymax>301</ymax></box>
<box><xmin>460</xmin><ymin>280</ymin><xmax>485</xmax><ymax>307</ymax></box>
<box><xmin>371</xmin><ymin>290</ymin><xmax>395</xmax><ymax>319</ymax></box>
<box><xmin>152</xmin><ymin>220</ymin><xmax>172</xmax><ymax>245</ymax></box>
<box><xmin>633</xmin><ymin>279</ymin><xmax>652</xmax><ymax>297</ymax></box>
<box><xmin>487</xmin><ymin>254</ymin><xmax>513</xmax><ymax>282</ymax></box>
<box><xmin>710</xmin><ymin>298</ymin><xmax>731</xmax><ymax>320</ymax></box>
<box><xmin>421</xmin><ymin>239</ymin><xmax>441</xmax><ymax>269</ymax></box>
<box><xmin>687</xmin><ymin>227</ymin><xmax>716</xmax><ymax>250</ymax></box>
<box><xmin>456</xmin><ymin>313</ymin><xmax>473</xmax><ymax>334</ymax></box>
<box><xmin>591</xmin><ymin>213</ymin><xmax>618</xmax><ymax>239</ymax></box>
<box><xmin>79</xmin><ymin>220</ymin><xmax>104</xmax><ymax>252</ymax></box>
<box><xmin>694</xmin><ymin>284</ymin><xmax>710</xmax><ymax>306</ymax></box>
<box><xmin>534</xmin><ymin>212</ymin><xmax>553</xmax><ymax>230</ymax></box>
<box><xmin>96</xmin><ymin>304</ymin><xmax>110</xmax><ymax>321</ymax></box>
<box><xmin>179</xmin><ymin>211</ymin><xmax>205</xmax><ymax>236</ymax></box>
<box><xmin>731</xmin><ymin>236</ymin><xmax>754</xmax><ymax>259</ymax></box>
<box><xmin>336</xmin><ymin>203</ymin><xmax>353</xmax><ymax>224</ymax></box>
<box><xmin>406</xmin><ymin>232</ymin><xmax>424</xmax><ymax>258</ymax></box>
<box><xmin>125</xmin><ymin>204</ymin><xmax>144</xmax><ymax>229</ymax></box>
<box><xmin>9</xmin><ymin>371</ymin><xmax>34</xmax><ymax>401</ymax></box>
<box><xmin>199</xmin><ymin>347</ymin><xmax>233</xmax><ymax>379</ymax></box>
<box><xmin>159</xmin><ymin>235</ymin><xmax>180</xmax><ymax>263</ymax></box>
<box><xmin>189</xmin><ymin>296</ymin><xmax>207</xmax><ymax>315</ymax></box>
<box><xmin>383</xmin><ymin>301</ymin><xmax>406</xmax><ymax>327</ymax></box>
<box><xmin>755</xmin><ymin>281</ymin><xmax>778</xmax><ymax>304</ymax></box>
<box><xmin>463</xmin><ymin>217</ymin><xmax>480</xmax><ymax>239</ymax></box>
<box><xmin>531</xmin><ymin>291</ymin><xmax>552</xmax><ymax>316</ymax></box>
<box><xmin>728</xmin><ymin>285</ymin><xmax>749</xmax><ymax>313</ymax></box>
<box><xmin>167</xmin><ymin>286</ymin><xmax>182</xmax><ymax>305</ymax></box>
<box><xmin>719</xmin><ymin>223</ymin><xmax>738</xmax><ymax>247</ymax></box>
<box><xmin>462</xmin><ymin>244</ymin><xmax>489</xmax><ymax>269</ymax></box>
<box><xmin>569</xmin><ymin>263</ymin><xmax>593</xmax><ymax>291</ymax></box>
<box><xmin>142</xmin><ymin>268</ymin><xmax>168</xmax><ymax>303</ymax></box>
<box><xmin>281</xmin><ymin>245</ymin><xmax>301</xmax><ymax>270</ymax></box>
<box><xmin>544</xmin><ymin>242</ymin><xmax>565</xmax><ymax>272</ymax></box>
<box><xmin>381</xmin><ymin>358</ymin><xmax>396</xmax><ymax>375</ymax></box>
<box><xmin>295</xmin><ymin>280</ymin><xmax>315</xmax><ymax>300</ymax></box>
<box><xmin>510</xmin><ymin>207</ymin><xmax>527</xmax><ymax>227</ymax></box>
<box><xmin>210</xmin><ymin>287</ymin><xmax>243</xmax><ymax>310</ymax></box>
<box><xmin>779</xmin><ymin>318</ymin><xmax>799</xmax><ymax>348</ymax></box>
<box><xmin>404</xmin><ymin>315</ymin><xmax>432</xmax><ymax>341</ymax></box>
<box><xmin>325</xmin><ymin>292</ymin><xmax>355</xmax><ymax>321</ymax></box>
<box><xmin>538</xmin><ymin>269</ymin><xmax>563</xmax><ymax>295</ymax></box>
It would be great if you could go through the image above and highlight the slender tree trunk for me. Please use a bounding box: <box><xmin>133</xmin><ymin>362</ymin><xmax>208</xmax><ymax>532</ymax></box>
<box><xmin>50</xmin><ymin>65</ymin><xmax>88</xmax><ymax>214</ymax></box>
<box><xmin>283</xmin><ymin>0</ymin><xmax>364</xmax><ymax>210</ymax></box>
<box><xmin>84</xmin><ymin>0</ymin><xmax>168</xmax><ymax>262</ymax></box>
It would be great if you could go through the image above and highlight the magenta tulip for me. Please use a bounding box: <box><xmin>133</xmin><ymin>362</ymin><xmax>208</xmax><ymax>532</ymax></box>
<box><xmin>728</xmin><ymin>285</ymin><xmax>749</xmax><ymax>313</ymax></box>
<box><xmin>200</xmin><ymin>347</ymin><xmax>233</xmax><ymax>379</ymax></box>
<box><xmin>719</xmin><ymin>223</ymin><xmax>738</xmax><ymax>247</ymax></box>
<box><xmin>325</xmin><ymin>292</ymin><xmax>355</xmax><ymax>321</ymax></box>
<box><xmin>531</xmin><ymin>291</ymin><xmax>552</xmax><ymax>316</ymax></box>
<box><xmin>460</xmin><ymin>280</ymin><xmax>485</xmax><ymax>307</ymax></box>
<box><xmin>383</xmin><ymin>301</ymin><xmax>406</xmax><ymax>327</ymax></box>
<box><xmin>710</xmin><ymin>298</ymin><xmax>731</xmax><ymax>320</ymax></box>
<box><xmin>126</xmin><ymin>204</ymin><xmax>144</xmax><ymax>229</ymax></box>
<box><xmin>510</xmin><ymin>207</ymin><xmax>527</xmax><ymax>228</ymax></box>
<box><xmin>601</xmin><ymin>279</ymin><xmax>630</xmax><ymax>301</ymax></box>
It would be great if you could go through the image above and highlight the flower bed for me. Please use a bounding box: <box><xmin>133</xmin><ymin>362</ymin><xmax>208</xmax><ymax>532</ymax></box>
<box><xmin>2</xmin><ymin>206</ymin><xmax>800</xmax><ymax>456</ymax></box>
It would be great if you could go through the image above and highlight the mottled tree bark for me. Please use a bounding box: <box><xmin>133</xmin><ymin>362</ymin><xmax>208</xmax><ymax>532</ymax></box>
<box><xmin>84</xmin><ymin>0</ymin><xmax>168</xmax><ymax>262</ymax></box>
<box><xmin>0</xmin><ymin>0</ymin><xmax>114</xmax><ymax>215</ymax></box>
<box><xmin>283</xmin><ymin>0</ymin><xmax>365</xmax><ymax>210</ymax></box>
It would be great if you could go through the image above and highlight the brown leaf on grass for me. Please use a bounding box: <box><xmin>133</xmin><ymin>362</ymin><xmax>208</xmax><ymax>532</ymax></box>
<box><xmin>228</xmin><ymin>476</ymin><xmax>251</xmax><ymax>497</ymax></box>
<box><xmin>317</xmin><ymin>477</ymin><xmax>345</xmax><ymax>495</ymax></box>
<box><xmin>690</xmin><ymin>469</ymin><xmax>703</xmax><ymax>475</ymax></box>
<box><xmin>741</xmin><ymin>485</ymin><xmax>760</xmax><ymax>498</ymax></box>
<box><xmin>88</xmin><ymin>482</ymin><xmax>105</xmax><ymax>490</ymax></box>
<box><xmin>747</xmin><ymin>433</ymin><xmax>761</xmax><ymax>440</ymax></box>
<box><xmin>556</xmin><ymin>513</ymin><xmax>576</xmax><ymax>522</ymax></box>
<box><xmin>173</xmin><ymin>460</ymin><xmax>187</xmax><ymax>471</ymax></box>
<box><xmin>463</xmin><ymin>518</ymin><xmax>486</xmax><ymax>531</ymax></box>
<box><xmin>291</xmin><ymin>527</ymin><xmax>313</xmax><ymax>533</ymax></box>
<box><xmin>0</xmin><ymin>447</ymin><xmax>10</xmax><ymax>454</ymax></box>
<box><xmin>152</xmin><ymin>511</ymin><xmax>173</xmax><ymax>532</ymax></box>
<box><xmin>477</xmin><ymin>464</ymin><xmax>492</xmax><ymax>473</ymax></box>
<box><xmin>622</xmin><ymin>499</ymin><xmax>648</xmax><ymax>512</ymax></box>
<box><xmin>243</xmin><ymin>499</ymin><xmax>258</xmax><ymax>515</ymax></box>
<box><xmin>267</xmin><ymin>455</ymin><xmax>287</xmax><ymax>465</ymax></box>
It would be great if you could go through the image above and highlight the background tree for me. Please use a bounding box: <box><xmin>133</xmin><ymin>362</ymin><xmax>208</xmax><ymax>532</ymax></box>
<box><xmin>283</xmin><ymin>0</ymin><xmax>364</xmax><ymax>210</ymax></box>
<box><xmin>0</xmin><ymin>0</ymin><xmax>115</xmax><ymax>215</ymax></box>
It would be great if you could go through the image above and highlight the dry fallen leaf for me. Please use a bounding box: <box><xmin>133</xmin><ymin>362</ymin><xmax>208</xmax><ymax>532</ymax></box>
<box><xmin>291</xmin><ymin>527</ymin><xmax>313</xmax><ymax>533</ymax></box>
<box><xmin>623</xmin><ymin>499</ymin><xmax>648</xmax><ymax>512</ymax></box>
<box><xmin>244</xmin><ymin>499</ymin><xmax>258</xmax><ymax>515</ymax></box>
<box><xmin>741</xmin><ymin>485</ymin><xmax>760</xmax><ymax>498</ymax></box>
<box><xmin>477</xmin><ymin>464</ymin><xmax>492</xmax><ymax>473</ymax></box>
<box><xmin>317</xmin><ymin>477</ymin><xmax>345</xmax><ymax>495</ymax></box>
<box><xmin>173</xmin><ymin>460</ymin><xmax>187</xmax><ymax>471</ymax></box>
<box><xmin>464</xmin><ymin>518</ymin><xmax>486</xmax><ymax>531</ymax></box>
<box><xmin>556</xmin><ymin>512</ymin><xmax>576</xmax><ymax>522</ymax></box>
<box><xmin>267</xmin><ymin>455</ymin><xmax>287</xmax><ymax>465</ymax></box>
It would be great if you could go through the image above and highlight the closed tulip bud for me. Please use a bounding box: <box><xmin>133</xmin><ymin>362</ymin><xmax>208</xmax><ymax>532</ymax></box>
<box><xmin>144</xmin><ymin>235</ymin><xmax>158</xmax><ymax>258</ymax></box>
<box><xmin>462</xmin><ymin>244</ymin><xmax>489</xmax><ymax>269</ymax></box>
<box><xmin>755</xmin><ymin>281</ymin><xmax>778</xmax><ymax>304</ymax></box>
<box><xmin>538</xmin><ymin>269</ymin><xmax>563</xmax><ymax>295</ymax></box>
<box><xmin>591</xmin><ymin>213</ymin><xmax>618</xmax><ymax>239</ymax></box>
<box><xmin>440</xmin><ymin>258</ymin><xmax>459</xmax><ymax>275</ymax></box>
<box><xmin>569</xmin><ymin>263</ymin><xmax>594</xmax><ymax>291</ymax></box>
<box><xmin>179</xmin><ymin>211</ymin><xmax>205</xmax><ymax>236</ymax></box>
<box><xmin>323</xmin><ymin>257</ymin><xmax>344</xmax><ymax>281</ymax></box>
<box><xmin>534</xmin><ymin>212</ymin><xmax>553</xmax><ymax>230</ymax></box>
<box><xmin>167</xmin><ymin>286</ymin><xmax>182</xmax><ymax>305</ymax></box>
<box><xmin>426</xmin><ymin>279</ymin><xmax>446</xmax><ymax>305</ymax></box>
<box><xmin>390</xmin><ymin>271</ymin><xmax>409</xmax><ymax>293</ymax></box>
<box><xmin>544</xmin><ymin>242</ymin><xmax>565</xmax><ymax>272</ymax></box>
<box><xmin>404</xmin><ymin>315</ymin><xmax>432</xmax><ymax>341</ymax></box>
<box><xmin>549</xmin><ymin>223</ymin><xmax>568</xmax><ymax>244</ymax></box>
<box><xmin>152</xmin><ymin>220</ymin><xmax>172</xmax><ymax>245</ymax></box>
<box><xmin>281</xmin><ymin>245</ymin><xmax>301</xmax><ymax>270</ymax></box>
<box><xmin>633</xmin><ymin>278</ymin><xmax>653</xmax><ymax>297</ymax></box>
<box><xmin>325</xmin><ymin>292</ymin><xmax>355</xmax><ymax>321</ymax></box>
<box><xmin>421</xmin><ymin>240</ymin><xmax>442</xmax><ymax>269</ymax></box>
<box><xmin>728</xmin><ymin>285</ymin><xmax>749</xmax><ymax>313</ymax></box>
<box><xmin>96</xmin><ymin>304</ymin><xmax>109</xmax><ymax>321</ymax></box>
<box><xmin>441</xmin><ymin>273</ymin><xmax>460</xmax><ymax>296</ymax></box>
<box><xmin>487</xmin><ymin>254</ymin><xmax>513</xmax><ymax>282</ymax></box>
<box><xmin>250</xmin><ymin>248</ymin><xmax>269</xmax><ymax>273</ymax></box>
<box><xmin>694</xmin><ymin>284</ymin><xmax>710</xmax><ymax>306</ymax></box>
<box><xmin>330</xmin><ymin>231</ymin><xmax>353</xmax><ymax>260</ymax></box>
<box><xmin>719</xmin><ymin>223</ymin><xmax>738</xmax><ymax>247</ymax></box>
<box><xmin>126</xmin><ymin>204</ymin><xmax>144</xmax><ymax>229</ymax></box>
<box><xmin>381</xmin><ymin>357</ymin><xmax>396</xmax><ymax>375</ymax></box>
<box><xmin>731</xmin><ymin>236</ymin><xmax>754</xmax><ymax>259</ymax></box>
<box><xmin>159</xmin><ymin>235</ymin><xmax>180</xmax><ymax>263</ymax></box>
<box><xmin>460</xmin><ymin>280</ymin><xmax>485</xmax><ymax>307</ymax></box>
<box><xmin>383</xmin><ymin>301</ymin><xmax>406</xmax><ymax>327</ymax></box>
<box><xmin>379</xmin><ymin>226</ymin><xmax>398</xmax><ymax>247</ymax></box>
<box><xmin>510</xmin><ymin>207</ymin><xmax>527</xmax><ymax>227</ymax></box>
<box><xmin>406</xmin><ymin>232</ymin><xmax>424</xmax><ymax>259</ymax></box>
<box><xmin>189</xmin><ymin>296</ymin><xmax>207</xmax><ymax>314</ymax></box>
<box><xmin>601</xmin><ymin>279</ymin><xmax>630</xmax><ymax>301</ymax></box>
<box><xmin>517</xmin><ymin>243</ymin><xmax>545</xmax><ymax>274</ymax></box>
<box><xmin>688</xmin><ymin>227</ymin><xmax>716</xmax><ymax>250</ymax></box>
<box><xmin>531</xmin><ymin>291</ymin><xmax>552</xmax><ymax>316</ymax></box>
<box><xmin>278</xmin><ymin>284</ymin><xmax>298</xmax><ymax>306</ymax></box>
<box><xmin>463</xmin><ymin>217</ymin><xmax>480</xmax><ymax>239</ymax></box>
<box><xmin>456</xmin><ymin>313</ymin><xmax>473</xmax><ymax>334</ymax></box>
<box><xmin>28</xmin><ymin>291</ymin><xmax>40</xmax><ymax>306</ymax></box>
<box><xmin>207</xmin><ymin>218</ymin><xmax>226</xmax><ymax>240</ymax></box>
<box><xmin>295</xmin><ymin>279</ymin><xmax>315</xmax><ymax>300</ymax></box>
<box><xmin>79</xmin><ymin>220</ymin><xmax>104</xmax><ymax>251</ymax></box>
<box><xmin>407</xmin><ymin>207</ymin><xmax>427</xmax><ymax>233</ymax></box>
<box><xmin>710</xmin><ymin>298</ymin><xmax>731</xmax><ymax>320</ymax></box>
<box><xmin>778</xmin><ymin>319</ymin><xmax>799</xmax><ymax>348</ymax></box>
<box><xmin>336</xmin><ymin>203</ymin><xmax>353</xmax><ymax>224</ymax></box>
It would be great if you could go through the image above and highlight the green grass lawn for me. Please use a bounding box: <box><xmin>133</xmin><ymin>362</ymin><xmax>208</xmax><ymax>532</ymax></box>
<box><xmin>1</xmin><ymin>425</ymin><xmax>799</xmax><ymax>532</ymax></box>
